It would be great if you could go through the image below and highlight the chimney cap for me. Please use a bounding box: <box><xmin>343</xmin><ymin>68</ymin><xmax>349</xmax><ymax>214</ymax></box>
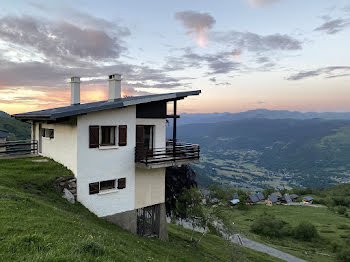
<box><xmin>109</xmin><ymin>74</ymin><xmax>121</xmax><ymax>81</ymax></box>
<box><xmin>71</xmin><ymin>76</ymin><xmax>80</xmax><ymax>82</ymax></box>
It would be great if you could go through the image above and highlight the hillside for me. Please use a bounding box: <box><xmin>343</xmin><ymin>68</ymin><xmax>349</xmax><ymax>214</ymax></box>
<box><xmin>0</xmin><ymin>157</ymin><xmax>278</xmax><ymax>262</ymax></box>
<box><xmin>173</xmin><ymin>109</ymin><xmax>350</xmax><ymax>126</ymax></box>
<box><xmin>174</xmin><ymin>118</ymin><xmax>350</xmax><ymax>188</ymax></box>
<box><xmin>0</xmin><ymin>111</ymin><xmax>30</xmax><ymax>141</ymax></box>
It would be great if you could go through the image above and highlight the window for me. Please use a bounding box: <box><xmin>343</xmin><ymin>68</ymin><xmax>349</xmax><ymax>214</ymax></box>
<box><xmin>117</xmin><ymin>178</ymin><xmax>126</xmax><ymax>189</ymax></box>
<box><xmin>42</xmin><ymin>128</ymin><xmax>54</xmax><ymax>139</ymax></box>
<box><xmin>89</xmin><ymin>182</ymin><xmax>99</xmax><ymax>195</ymax></box>
<box><xmin>89</xmin><ymin>125</ymin><xmax>127</xmax><ymax>148</ymax></box>
<box><xmin>101</xmin><ymin>126</ymin><xmax>115</xmax><ymax>146</ymax></box>
<box><xmin>100</xmin><ymin>179</ymin><xmax>116</xmax><ymax>191</ymax></box>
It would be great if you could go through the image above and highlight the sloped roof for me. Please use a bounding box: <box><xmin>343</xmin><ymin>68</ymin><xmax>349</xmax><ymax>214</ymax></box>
<box><xmin>290</xmin><ymin>194</ymin><xmax>299</xmax><ymax>199</ymax></box>
<box><xmin>230</xmin><ymin>199</ymin><xmax>240</xmax><ymax>205</ymax></box>
<box><xmin>272</xmin><ymin>192</ymin><xmax>282</xmax><ymax>198</ymax></box>
<box><xmin>13</xmin><ymin>90</ymin><xmax>201</xmax><ymax>121</ymax></box>
<box><xmin>303</xmin><ymin>196</ymin><xmax>314</xmax><ymax>201</ymax></box>
<box><xmin>0</xmin><ymin>129</ymin><xmax>9</xmax><ymax>138</ymax></box>
<box><xmin>248</xmin><ymin>194</ymin><xmax>260</xmax><ymax>203</ymax></box>
<box><xmin>267</xmin><ymin>195</ymin><xmax>278</xmax><ymax>203</ymax></box>
<box><xmin>256</xmin><ymin>192</ymin><xmax>265</xmax><ymax>201</ymax></box>
<box><xmin>283</xmin><ymin>193</ymin><xmax>292</xmax><ymax>203</ymax></box>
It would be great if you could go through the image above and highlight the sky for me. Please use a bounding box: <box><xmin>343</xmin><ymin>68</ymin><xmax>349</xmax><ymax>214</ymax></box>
<box><xmin>0</xmin><ymin>0</ymin><xmax>350</xmax><ymax>114</ymax></box>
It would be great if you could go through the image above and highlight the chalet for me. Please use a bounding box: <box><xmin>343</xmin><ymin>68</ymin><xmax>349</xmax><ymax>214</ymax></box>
<box><xmin>302</xmin><ymin>196</ymin><xmax>314</xmax><ymax>204</ymax></box>
<box><xmin>265</xmin><ymin>194</ymin><xmax>278</xmax><ymax>206</ymax></box>
<box><xmin>271</xmin><ymin>192</ymin><xmax>282</xmax><ymax>201</ymax></box>
<box><xmin>281</xmin><ymin>193</ymin><xmax>292</xmax><ymax>204</ymax></box>
<box><xmin>290</xmin><ymin>194</ymin><xmax>299</xmax><ymax>201</ymax></box>
<box><xmin>14</xmin><ymin>74</ymin><xmax>201</xmax><ymax>240</ymax></box>
<box><xmin>246</xmin><ymin>194</ymin><xmax>260</xmax><ymax>204</ymax></box>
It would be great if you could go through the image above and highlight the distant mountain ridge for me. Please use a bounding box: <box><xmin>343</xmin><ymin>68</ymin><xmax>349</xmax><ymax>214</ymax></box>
<box><xmin>177</xmin><ymin>109</ymin><xmax>350</xmax><ymax>126</ymax></box>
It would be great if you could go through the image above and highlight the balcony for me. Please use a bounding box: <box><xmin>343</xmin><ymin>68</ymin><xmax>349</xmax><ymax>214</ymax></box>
<box><xmin>135</xmin><ymin>141</ymin><xmax>200</xmax><ymax>169</ymax></box>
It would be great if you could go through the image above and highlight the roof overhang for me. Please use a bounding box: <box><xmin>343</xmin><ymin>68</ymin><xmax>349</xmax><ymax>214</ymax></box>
<box><xmin>13</xmin><ymin>90</ymin><xmax>201</xmax><ymax>121</ymax></box>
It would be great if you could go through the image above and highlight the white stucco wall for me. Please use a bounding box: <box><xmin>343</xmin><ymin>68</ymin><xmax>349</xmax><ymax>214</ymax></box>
<box><xmin>135</xmin><ymin>167</ymin><xmax>165</xmax><ymax>209</ymax></box>
<box><xmin>40</xmin><ymin>120</ymin><xmax>78</xmax><ymax>174</ymax></box>
<box><xmin>76</xmin><ymin>106</ymin><xmax>137</xmax><ymax>217</ymax></box>
<box><xmin>135</xmin><ymin>118</ymin><xmax>167</xmax><ymax>209</ymax></box>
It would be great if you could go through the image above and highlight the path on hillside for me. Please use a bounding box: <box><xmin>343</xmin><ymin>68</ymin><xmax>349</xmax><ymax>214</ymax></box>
<box><xmin>231</xmin><ymin>234</ymin><xmax>307</xmax><ymax>262</ymax></box>
<box><xmin>171</xmin><ymin>219</ymin><xmax>307</xmax><ymax>262</ymax></box>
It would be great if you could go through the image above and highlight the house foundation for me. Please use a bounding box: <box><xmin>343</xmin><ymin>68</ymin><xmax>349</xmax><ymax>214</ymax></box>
<box><xmin>103</xmin><ymin>203</ymin><xmax>168</xmax><ymax>241</ymax></box>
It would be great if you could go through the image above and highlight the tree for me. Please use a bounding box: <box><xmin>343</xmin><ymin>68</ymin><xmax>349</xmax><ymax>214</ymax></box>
<box><xmin>165</xmin><ymin>165</ymin><xmax>197</xmax><ymax>216</ymax></box>
<box><xmin>175</xmin><ymin>187</ymin><xmax>208</xmax><ymax>245</ymax></box>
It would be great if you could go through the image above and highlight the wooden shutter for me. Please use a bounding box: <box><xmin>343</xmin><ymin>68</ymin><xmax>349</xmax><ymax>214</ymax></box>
<box><xmin>89</xmin><ymin>126</ymin><xmax>99</xmax><ymax>148</ymax></box>
<box><xmin>89</xmin><ymin>182</ymin><xmax>99</xmax><ymax>194</ymax></box>
<box><xmin>118</xmin><ymin>125</ymin><xmax>127</xmax><ymax>146</ymax></box>
<box><xmin>117</xmin><ymin>178</ymin><xmax>126</xmax><ymax>189</ymax></box>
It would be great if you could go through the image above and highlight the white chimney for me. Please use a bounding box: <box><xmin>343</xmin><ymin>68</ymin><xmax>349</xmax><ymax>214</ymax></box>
<box><xmin>70</xmin><ymin>76</ymin><xmax>80</xmax><ymax>105</ymax></box>
<box><xmin>108</xmin><ymin>74</ymin><xmax>121</xmax><ymax>101</ymax></box>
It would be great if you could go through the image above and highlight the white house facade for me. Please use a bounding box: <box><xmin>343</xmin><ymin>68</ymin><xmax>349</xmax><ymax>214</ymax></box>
<box><xmin>14</xmin><ymin>74</ymin><xmax>200</xmax><ymax>240</ymax></box>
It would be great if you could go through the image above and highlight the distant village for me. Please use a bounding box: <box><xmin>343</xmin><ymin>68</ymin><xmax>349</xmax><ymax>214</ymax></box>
<box><xmin>200</xmin><ymin>188</ymin><xmax>314</xmax><ymax>207</ymax></box>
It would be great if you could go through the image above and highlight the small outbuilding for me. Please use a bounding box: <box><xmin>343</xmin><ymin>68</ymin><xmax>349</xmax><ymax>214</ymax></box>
<box><xmin>230</xmin><ymin>199</ymin><xmax>240</xmax><ymax>205</ymax></box>
<box><xmin>302</xmin><ymin>196</ymin><xmax>314</xmax><ymax>203</ymax></box>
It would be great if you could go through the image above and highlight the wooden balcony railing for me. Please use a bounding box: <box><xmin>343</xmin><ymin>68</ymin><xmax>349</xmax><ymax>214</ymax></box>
<box><xmin>0</xmin><ymin>140</ymin><xmax>38</xmax><ymax>157</ymax></box>
<box><xmin>135</xmin><ymin>142</ymin><xmax>200</xmax><ymax>166</ymax></box>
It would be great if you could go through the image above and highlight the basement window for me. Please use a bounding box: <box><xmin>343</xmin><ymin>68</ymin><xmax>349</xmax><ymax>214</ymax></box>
<box><xmin>100</xmin><ymin>179</ymin><xmax>116</xmax><ymax>191</ymax></box>
<box><xmin>89</xmin><ymin>182</ymin><xmax>99</xmax><ymax>195</ymax></box>
<box><xmin>101</xmin><ymin>126</ymin><xmax>115</xmax><ymax>146</ymax></box>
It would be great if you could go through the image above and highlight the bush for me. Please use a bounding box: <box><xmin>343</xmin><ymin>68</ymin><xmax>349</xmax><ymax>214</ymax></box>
<box><xmin>293</xmin><ymin>222</ymin><xmax>318</xmax><ymax>241</ymax></box>
<box><xmin>337</xmin><ymin>206</ymin><xmax>347</xmax><ymax>215</ymax></box>
<box><xmin>251</xmin><ymin>214</ymin><xmax>290</xmax><ymax>238</ymax></box>
<box><xmin>336</xmin><ymin>249</ymin><xmax>350</xmax><ymax>262</ymax></box>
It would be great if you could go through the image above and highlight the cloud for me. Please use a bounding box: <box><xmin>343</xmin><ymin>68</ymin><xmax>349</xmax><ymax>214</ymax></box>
<box><xmin>165</xmin><ymin>48</ymin><xmax>241</xmax><ymax>75</ymax></box>
<box><xmin>212</xmin><ymin>31</ymin><xmax>302</xmax><ymax>52</ymax></box>
<box><xmin>314</xmin><ymin>18</ymin><xmax>350</xmax><ymax>34</ymax></box>
<box><xmin>287</xmin><ymin>66</ymin><xmax>350</xmax><ymax>80</ymax></box>
<box><xmin>174</xmin><ymin>10</ymin><xmax>216</xmax><ymax>47</ymax></box>
<box><xmin>0</xmin><ymin>15</ymin><xmax>130</xmax><ymax>65</ymax></box>
<box><xmin>246</xmin><ymin>0</ymin><xmax>280</xmax><ymax>8</ymax></box>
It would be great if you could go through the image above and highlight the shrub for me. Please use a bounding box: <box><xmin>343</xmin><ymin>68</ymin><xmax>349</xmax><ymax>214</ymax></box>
<box><xmin>293</xmin><ymin>222</ymin><xmax>318</xmax><ymax>241</ymax></box>
<box><xmin>337</xmin><ymin>206</ymin><xmax>347</xmax><ymax>215</ymax></box>
<box><xmin>336</xmin><ymin>249</ymin><xmax>350</xmax><ymax>262</ymax></box>
<box><xmin>251</xmin><ymin>214</ymin><xmax>290</xmax><ymax>238</ymax></box>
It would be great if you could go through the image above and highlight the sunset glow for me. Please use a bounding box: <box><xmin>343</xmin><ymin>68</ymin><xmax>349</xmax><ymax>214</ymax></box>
<box><xmin>0</xmin><ymin>0</ymin><xmax>349</xmax><ymax>115</ymax></box>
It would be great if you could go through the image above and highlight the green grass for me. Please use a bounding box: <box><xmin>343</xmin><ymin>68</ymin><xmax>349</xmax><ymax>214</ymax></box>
<box><xmin>0</xmin><ymin>157</ymin><xmax>280</xmax><ymax>262</ymax></box>
<box><xmin>216</xmin><ymin>204</ymin><xmax>350</xmax><ymax>262</ymax></box>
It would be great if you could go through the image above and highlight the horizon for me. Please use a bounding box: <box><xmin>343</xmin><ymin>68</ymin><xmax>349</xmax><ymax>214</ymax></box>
<box><xmin>1</xmin><ymin>0</ymin><xmax>350</xmax><ymax>114</ymax></box>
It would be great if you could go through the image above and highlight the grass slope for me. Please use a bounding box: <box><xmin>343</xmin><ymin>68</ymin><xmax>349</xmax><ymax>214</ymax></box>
<box><xmin>0</xmin><ymin>116</ymin><xmax>31</xmax><ymax>141</ymax></box>
<box><xmin>216</xmin><ymin>204</ymin><xmax>350</xmax><ymax>262</ymax></box>
<box><xmin>0</xmin><ymin>157</ymin><xmax>279</xmax><ymax>262</ymax></box>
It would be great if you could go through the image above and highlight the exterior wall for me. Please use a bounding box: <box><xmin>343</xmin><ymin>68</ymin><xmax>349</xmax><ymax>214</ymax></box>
<box><xmin>135</xmin><ymin>167</ymin><xmax>165</xmax><ymax>209</ymax></box>
<box><xmin>76</xmin><ymin>106</ymin><xmax>136</xmax><ymax>217</ymax></box>
<box><xmin>40</xmin><ymin>120</ymin><xmax>78</xmax><ymax>174</ymax></box>
<box><xmin>135</xmin><ymin>118</ymin><xmax>167</xmax><ymax>209</ymax></box>
<box><xmin>136</xmin><ymin>118</ymin><xmax>166</xmax><ymax>149</ymax></box>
